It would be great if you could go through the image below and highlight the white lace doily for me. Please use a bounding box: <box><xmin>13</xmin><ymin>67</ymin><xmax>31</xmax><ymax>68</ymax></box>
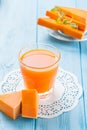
<box><xmin>0</xmin><ymin>68</ymin><xmax>82</xmax><ymax>118</ymax></box>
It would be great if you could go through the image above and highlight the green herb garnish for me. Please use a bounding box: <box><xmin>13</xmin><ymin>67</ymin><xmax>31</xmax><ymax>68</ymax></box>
<box><xmin>70</xmin><ymin>23</ymin><xmax>78</xmax><ymax>29</ymax></box>
<box><xmin>51</xmin><ymin>7</ymin><xmax>57</xmax><ymax>12</ymax></box>
<box><xmin>55</xmin><ymin>6</ymin><xmax>60</xmax><ymax>11</ymax></box>
<box><xmin>56</xmin><ymin>17</ymin><xmax>61</xmax><ymax>23</ymax></box>
<box><xmin>51</xmin><ymin>6</ymin><xmax>61</xmax><ymax>12</ymax></box>
<box><xmin>62</xmin><ymin>19</ymin><xmax>69</xmax><ymax>24</ymax></box>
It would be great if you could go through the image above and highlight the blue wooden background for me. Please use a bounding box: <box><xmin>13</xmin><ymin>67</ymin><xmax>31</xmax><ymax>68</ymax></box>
<box><xmin>0</xmin><ymin>0</ymin><xmax>87</xmax><ymax>130</ymax></box>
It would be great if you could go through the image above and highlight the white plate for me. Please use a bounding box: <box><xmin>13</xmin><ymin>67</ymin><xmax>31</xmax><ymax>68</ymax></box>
<box><xmin>48</xmin><ymin>30</ymin><xmax>87</xmax><ymax>42</ymax></box>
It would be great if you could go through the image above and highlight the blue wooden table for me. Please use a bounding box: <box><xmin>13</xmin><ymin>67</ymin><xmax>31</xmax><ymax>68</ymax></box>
<box><xmin>0</xmin><ymin>0</ymin><xmax>87</xmax><ymax>130</ymax></box>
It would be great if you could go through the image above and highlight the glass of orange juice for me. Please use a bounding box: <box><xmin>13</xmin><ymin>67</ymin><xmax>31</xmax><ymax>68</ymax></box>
<box><xmin>19</xmin><ymin>43</ymin><xmax>61</xmax><ymax>98</ymax></box>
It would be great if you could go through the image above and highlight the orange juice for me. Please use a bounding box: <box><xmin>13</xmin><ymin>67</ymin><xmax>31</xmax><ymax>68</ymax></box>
<box><xmin>19</xmin><ymin>47</ymin><xmax>60</xmax><ymax>94</ymax></box>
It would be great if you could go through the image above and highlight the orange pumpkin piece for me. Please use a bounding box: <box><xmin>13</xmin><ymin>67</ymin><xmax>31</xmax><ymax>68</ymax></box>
<box><xmin>22</xmin><ymin>89</ymin><xmax>38</xmax><ymax>118</ymax></box>
<box><xmin>46</xmin><ymin>10</ymin><xmax>86</xmax><ymax>31</ymax></box>
<box><xmin>38</xmin><ymin>17</ymin><xmax>84</xmax><ymax>39</ymax></box>
<box><xmin>0</xmin><ymin>91</ymin><xmax>21</xmax><ymax>120</ymax></box>
<box><xmin>59</xmin><ymin>6</ymin><xmax>87</xmax><ymax>24</ymax></box>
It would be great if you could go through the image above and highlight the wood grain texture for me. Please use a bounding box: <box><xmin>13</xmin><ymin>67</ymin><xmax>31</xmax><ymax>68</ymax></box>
<box><xmin>80</xmin><ymin>42</ymin><xmax>87</xmax><ymax>128</ymax></box>
<box><xmin>0</xmin><ymin>0</ymin><xmax>37</xmax><ymax>79</ymax></box>
<box><xmin>76</xmin><ymin>1</ymin><xmax>87</xmax><ymax>129</ymax></box>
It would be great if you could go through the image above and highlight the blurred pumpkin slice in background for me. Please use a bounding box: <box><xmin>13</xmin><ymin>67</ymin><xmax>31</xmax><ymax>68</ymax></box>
<box><xmin>37</xmin><ymin>6</ymin><xmax>87</xmax><ymax>39</ymax></box>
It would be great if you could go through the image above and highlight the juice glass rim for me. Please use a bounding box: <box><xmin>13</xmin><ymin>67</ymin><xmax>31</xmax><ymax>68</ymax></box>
<box><xmin>18</xmin><ymin>43</ymin><xmax>61</xmax><ymax>69</ymax></box>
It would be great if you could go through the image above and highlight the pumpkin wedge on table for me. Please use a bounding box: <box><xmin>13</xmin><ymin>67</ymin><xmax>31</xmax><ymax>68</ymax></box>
<box><xmin>38</xmin><ymin>17</ymin><xmax>84</xmax><ymax>39</ymax></box>
<box><xmin>0</xmin><ymin>91</ymin><xmax>22</xmax><ymax>120</ymax></box>
<box><xmin>22</xmin><ymin>89</ymin><xmax>38</xmax><ymax>118</ymax></box>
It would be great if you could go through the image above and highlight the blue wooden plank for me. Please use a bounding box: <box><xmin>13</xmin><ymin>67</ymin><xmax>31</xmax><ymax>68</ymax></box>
<box><xmin>36</xmin><ymin>0</ymin><xmax>86</xmax><ymax>130</ymax></box>
<box><xmin>75</xmin><ymin>0</ymin><xmax>87</xmax><ymax>10</ymax></box>
<box><xmin>0</xmin><ymin>0</ymin><xmax>37</xmax><ymax>78</ymax></box>
<box><xmin>80</xmin><ymin>42</ymin><xmax>87</xmax><ymax>126</ymax></box>
<box><xmin>76</xmin><ymin>1</ymin><xmax>87</xmax><ymax>128</ymax></box>
<box><xmin>0</xmin><ymin>112</ymin><xmax>35</xmax><ymax>130</ymax></box>
<box><xmin>0</xmin><ymin>0</ymin><xmax>37</xmax><ymax>129</ymax></box>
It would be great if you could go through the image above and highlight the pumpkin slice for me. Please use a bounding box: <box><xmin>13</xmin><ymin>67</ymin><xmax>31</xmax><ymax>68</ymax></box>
<box><xmin>0</xmin><ymin>91</ymin><xmax>21</xmax><ymax>120</ymax></box>
<box><xmin>38</xmin><ymin>17</ymin><xmax>84</xmax><ymax>39</ymax></box>
<box><xmin>46</xmin><ymin>10</ymin><xmax>86</xmax><ymax>31</ymax></box>
<box><xmin>22</xmin><ymin>89</ymin><xmax>38</xmax><ymax>118</ymax></box>
<box><xmin>58</xmin><ymin>6</ymin><xmax>87</xmax><ymax>24</ymax></box>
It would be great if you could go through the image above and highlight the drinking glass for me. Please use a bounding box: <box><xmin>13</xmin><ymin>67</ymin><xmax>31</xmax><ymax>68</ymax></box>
<box><xmin>18</xmin><ymin>43</ymin><xmax>61</xmax><ymax>98</ymax></box>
